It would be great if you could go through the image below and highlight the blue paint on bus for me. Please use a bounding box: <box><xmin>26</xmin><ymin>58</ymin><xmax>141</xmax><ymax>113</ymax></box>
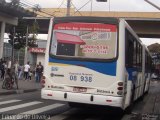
<box><xmin>49</xmin><ymin>57</ymin><xmax>117</xmax><ymax>76</ymax></box>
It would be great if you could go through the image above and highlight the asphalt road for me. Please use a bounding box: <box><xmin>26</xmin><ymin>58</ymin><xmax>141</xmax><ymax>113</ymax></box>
<box><xmin>0</xmin><ymin>80</ymin><xmax>159</xmax><ymax>120</ymax></box>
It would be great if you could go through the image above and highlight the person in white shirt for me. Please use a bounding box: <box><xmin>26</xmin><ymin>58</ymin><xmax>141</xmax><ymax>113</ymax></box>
<box><xmin>13</xmin><ymin>60</ymin><xmax>19</xmax><ymax>89</ymax></box>
<box><xmin>6</xmin><ymin>57</ymin><xmax>12</xmax><ymax>80</ymax></box>
<box><xmin>24</xmin><ymin>61</ymin><xmax>30</xmax><ymax>80</ymax></box>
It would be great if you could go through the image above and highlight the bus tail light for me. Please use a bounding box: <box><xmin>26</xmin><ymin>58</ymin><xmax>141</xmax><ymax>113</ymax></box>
<box><xmin>117</xmin><ymin>82</ymin><xmax>123</xmax><ymax>95</ymax></box>
<box><xmin>117</xmin><ymin>87</ymin><xmax>123</xmax><ymax>90</ymax></box>
<box><xmin>41</xmin><ymin>76</ymin><xmax>46</xmax><ymax>88</ymax></box>
<box><xmin>47</xmin><ymin>94</ymin><xmax>52</xmax><ymax>96</ymax></box>
<box><xmin>106</xmin><ymin>100</ymin><xmax>112</xmax><ymax>102</ymax></box>
<box><xmin>118</xmin><ymin>82</ymin><xmax>123</xmax><ymax>86</ymax></box>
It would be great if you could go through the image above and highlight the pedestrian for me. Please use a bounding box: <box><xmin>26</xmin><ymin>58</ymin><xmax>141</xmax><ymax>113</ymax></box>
<box><xmin>1</xmin><ymin>61</ymin><xmax>7</xmax><ymax>80</ymax></box>
<box><xmin>13</xmin><ymin>60</ymin><xmax>19</xmax><ymax>89</ymax></box>
<box><xmin>35</xmin><ymin>64</ymin><xmax>39</xmax><ymax>82</ymax></box>
<box><xmin>24</xmin><ymin>61</ymin><xmax>30</xmax><ymax>81</ymax></box>
<box><xmin>18</xmin><ymin>64</ymin><xmax>22</xmax><ymax>80</ymax></box>
<box><xmin>6</xmin><ymin>57</ymin><xmax>12</xmax><ymax>80</ymax></box>
<box><xmin>36</xmin><ymin>62</ymin><xmax>43</xmax><ymax>83</ymax></box>
<box><xmin>28</xmin><ymin>70</ymin><xmax>32</xmax><ymax>80</ymax></box>
<box><xmin>0</xmin><ymin>58</ymin><xmax>3</xmax><ymax>79</ymax></box>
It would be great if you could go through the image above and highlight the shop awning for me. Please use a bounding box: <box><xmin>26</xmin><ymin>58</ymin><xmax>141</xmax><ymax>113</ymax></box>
<box><xmin>55</xmin><ymin>32</ymin><xmax>85</xmax><ymax>45</ymax></box>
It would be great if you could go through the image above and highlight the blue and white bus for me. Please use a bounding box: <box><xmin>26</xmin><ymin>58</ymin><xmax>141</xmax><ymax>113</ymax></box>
<box><xmin>41</xmin><ymin>17</ymin><xmax>152</xmax><ymax>111</ymax></box>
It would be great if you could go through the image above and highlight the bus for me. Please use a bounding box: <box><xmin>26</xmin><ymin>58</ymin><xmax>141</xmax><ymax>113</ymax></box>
<box><xmin>41</xmin><ymin>17</ymin><xmax>152</xmax><ymax>111</ymax></box>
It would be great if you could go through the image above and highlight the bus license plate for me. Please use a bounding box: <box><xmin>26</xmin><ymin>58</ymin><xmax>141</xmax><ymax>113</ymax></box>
<box><xmin>73</xmin><ymin>87</ymin><xmax>87</xmax><ymax>93</ymax></box>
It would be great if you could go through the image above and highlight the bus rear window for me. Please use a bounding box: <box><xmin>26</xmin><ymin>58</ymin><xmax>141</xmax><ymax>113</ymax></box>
<box><xmin>50</xmin><ymin>22</ymin><xmax>117</xmax><ymax>60</ymax></box>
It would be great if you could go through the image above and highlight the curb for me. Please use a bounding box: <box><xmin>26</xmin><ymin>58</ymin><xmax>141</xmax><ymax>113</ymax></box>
<box><xmin>0</xmin><ymin>89</ymin><xmax>41</xmax><ymax>96</ymax></box>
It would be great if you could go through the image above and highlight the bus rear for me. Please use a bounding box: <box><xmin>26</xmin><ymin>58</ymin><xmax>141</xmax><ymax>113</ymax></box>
<box><xmin>41</xmin><ymin>17</ymin><xmax>124</xmax><ymax>109</ymax></box>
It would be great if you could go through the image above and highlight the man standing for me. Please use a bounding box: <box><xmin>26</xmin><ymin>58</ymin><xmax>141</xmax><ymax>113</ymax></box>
<box><xmin>0</xmin><ymin>58</ymin><xmax>3</xmax><ymax>78</ymax></box>
<box><xmin>24</xmin><ymin>61</ymin><xmax>30</xmax><ymax>81</ymax></box>
<box><xmin>1</xmin><ymin>61</ymin><xmax>7</xmax><ymax>80</ymax></box>
<box><xmin>37</xmin><ymin>62</ymin><xmax>43</xmax><ymax>83</ymax></box>
<box><xmin>7</xmin><ymin>57</ymin><xmax>12</xmax><ymax>79</ymax></box>
<box><xmin>13</xmin><ymin>60</ymin><xmax>19</xmax><ymax>89</ymax></box>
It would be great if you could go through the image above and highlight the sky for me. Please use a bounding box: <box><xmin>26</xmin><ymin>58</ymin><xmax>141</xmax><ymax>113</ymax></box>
<box><xmin>6</xmin><ymin>0</ymin><xmax>160</xmax><ymax>46</ymax></box>
<box><xmin>24</xmin><ymin>0</ymin><xmax>160</xmax><ymax>12</ymax></box>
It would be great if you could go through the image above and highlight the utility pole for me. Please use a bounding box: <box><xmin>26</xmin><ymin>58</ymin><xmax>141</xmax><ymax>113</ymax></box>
<box><xmin>66</xmin><ymin>0</ymin><xmax>71</xmax><ymax>16</ymax></box>
<box><xmin>90</xmin><ymin>0</ymin><xmax>93</xmax><ymax>15</ymax></box>
<box><xmin>144</xmin><ymin>0</ymin><xmax>160</xmax><ymax>11</ymax></box>
<box><xmin>11</xmin><ymin>27</ymin><xmax>15</xmax><ymax>66</ymax></box>
<box><xmin>24</xmin><ymin>26</ymin><xmax>28</xmax><ymax>65</ymax></box>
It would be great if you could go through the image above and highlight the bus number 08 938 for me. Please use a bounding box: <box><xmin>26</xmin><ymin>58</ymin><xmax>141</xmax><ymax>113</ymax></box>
<box><xmin>70</xmin><ymin>75</ymin><xmax>92</xmax><ymax>82</ymax></box>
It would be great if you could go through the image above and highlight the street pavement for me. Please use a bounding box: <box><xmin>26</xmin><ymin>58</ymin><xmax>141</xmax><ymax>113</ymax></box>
<box><xmin>122</xmin><ymin>80</ymin><xmax>160</xmax><ymax>120</ymax></box>
<box><xmin>0</xmin><ymin>91</ymin><xmax>123</xmax><ymax>120</ymax></box>
<box><xmin>0</xmin><ymin>77</ymin><xmax>41</xmax><ymax>96</ymax></box>
<box><xmin>0</xmin><ymin>91</ymin><xmax>69</xmax><ymax>120</ymax></box>
<box><xmin>0</xmin><ymin>79</ymin><xmax>160</xmax><ymax>120</ymax></box>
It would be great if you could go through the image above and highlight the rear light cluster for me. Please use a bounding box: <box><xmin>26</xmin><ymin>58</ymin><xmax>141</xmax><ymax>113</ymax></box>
<box><xmin>41</xmin><ymin>76</ymin><xmax>46</xmax><ymax>88</ymax></box>
<box><xmin>117</xmin><ymin>82</ymin><xmax>123</xmax><ymax>95</ymax></box>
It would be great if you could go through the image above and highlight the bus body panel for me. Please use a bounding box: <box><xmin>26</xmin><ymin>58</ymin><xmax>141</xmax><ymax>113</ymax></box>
<box><xmin>41</xmin><ymin>90</ymin><xmax>124</xmax><ymax>108</ymax></box>
<box><xmin>44</xmin><ymin>60</ymin><xmax>120</xmax><ymax>96</ymax></box>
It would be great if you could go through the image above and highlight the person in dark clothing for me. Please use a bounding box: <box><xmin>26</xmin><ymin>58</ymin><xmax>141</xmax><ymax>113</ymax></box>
<box><xmin>0</xmin><ymin>58</ymin><xmax>3</xmax><ymax>79</ymax></box>
<box><xmin>35</xmin><ymin>64</ymin><xmax>39</xmax><ymax>82</ymax></box>
<box><xmin>1</xmin><ymin>61</ymin><xmax>6</xmax><ymax>80</ymax></box>
<box><xmin>36</xmin><ymin>62</ymin><xmax>43</xmax><ymax>83</ymax></box>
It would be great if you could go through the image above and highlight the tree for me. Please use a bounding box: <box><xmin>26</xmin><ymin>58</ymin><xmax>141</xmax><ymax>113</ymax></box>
<box><xmin>8</xmin><ymin>19</ymin><xmax>38</xmax><ymax>49</ymax></box>
<box><xmin>148</xmin><ymin>43</ymin><xmax>160</xmax><ymax>53</ymax></box>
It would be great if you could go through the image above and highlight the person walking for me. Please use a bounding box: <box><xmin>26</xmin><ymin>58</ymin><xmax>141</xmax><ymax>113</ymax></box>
<box><xmin>18</xmin><ymin>64</ymin><xmax>23</xmax><ymax>80</ymax></box>
<box><xmin>28</xmin><ymin>70</ymin><xmax>32</xmax><ymax>80</ymax></box>
<box><xmin>13</xmin><ymin>60</ymin><xmax>19</xmax><ymax>89</ymax></box>
<box><xmin>36</xmin><ymin>62</ymin><xmax>43</xmax><ymax>83</ymax></box>
<box><xmin>1</xmin><ymin>61</ymin><xmax>7</xmax><ymax>80</ymax></box>
<box><xmin>6</xmin><ymin>57</ymin><xmax>12</xmax><ymax>80</ymax></box>
<box><xmin>35</xmin><ymin>64</ymin><xmax>39</xmax><ymax>82</ymax></box>
<box><xmin>24</xmin><ymin>61</ymin><xmax>30</xmax><ymax>81</ymax></box>
<box><xmin>0</xmin><ymin>58</ymin><xmax>3</xmax><ymax>79</ymax></box>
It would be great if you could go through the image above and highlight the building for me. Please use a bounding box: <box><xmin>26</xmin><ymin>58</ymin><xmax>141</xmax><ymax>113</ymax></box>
<box><xmin>28</xmin><ymin>39</ymin><xmax>47</xmax><ymax>66</ymax></box>
<box><xmin>3</xmin><ymin>39</ymin><xmax>46</xmax><ymax>67</ymax></box>
<box><xmin>3</xmin><ymin>42</ymin><xmax>24</xmax><ymax>65</ymax></box>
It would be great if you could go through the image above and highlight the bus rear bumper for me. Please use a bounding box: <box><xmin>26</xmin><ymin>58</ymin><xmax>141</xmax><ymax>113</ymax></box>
<box><xmin>41</xmin><ymin>89</ymin><xmax>124</xmax><ymax>108</ymax></box>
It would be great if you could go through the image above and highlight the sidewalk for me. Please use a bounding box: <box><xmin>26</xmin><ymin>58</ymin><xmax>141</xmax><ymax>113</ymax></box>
<box><xmin>0</xmin><ymin>78</ymin><xmax>41</xmax><ymax>96</ymax></box>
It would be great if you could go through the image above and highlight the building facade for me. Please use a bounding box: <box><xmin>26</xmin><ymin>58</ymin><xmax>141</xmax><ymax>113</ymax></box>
<box><xmin>3</xmin><ymin>39</ymin><xmax>47</xmax><ymax>67</ymax></box>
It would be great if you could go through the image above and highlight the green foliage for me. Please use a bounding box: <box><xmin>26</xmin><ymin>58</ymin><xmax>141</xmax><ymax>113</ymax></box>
<box><xmin>8</xmin><ymin>19</ymin><xmax>39</xmax><ymax>49</ymax></box>
<box><xmin>148</xmin><ymin>43</ymin><xmax>160</xmax><ymax>53</ymax></box>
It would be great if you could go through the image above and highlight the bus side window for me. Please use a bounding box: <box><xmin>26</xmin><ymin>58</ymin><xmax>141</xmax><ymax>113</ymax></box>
<box><xmin>125</xmin><ymin>30</ymin><xmax>134</xmax><ymax>68</ymax></box>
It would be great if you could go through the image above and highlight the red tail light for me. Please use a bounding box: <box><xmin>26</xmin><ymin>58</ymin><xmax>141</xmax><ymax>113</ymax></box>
<box><xmin>117</xmin><ymin>87</ymin><xmax>123</xmax><ymax>90</ymax></box>
<box><xmin>106</xmin><ymin>100</ymin><xmax>112</xmax><ymax>102</ymax></box>
<box><xmin>118</xmin><ymin>82</ymin><xmax>123</xmax><ymax>86</ymax></box>
<box><xmin>47</xmin><ymin>94</ymin><xmax>52</xmax><ymax>96</ymax></box>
